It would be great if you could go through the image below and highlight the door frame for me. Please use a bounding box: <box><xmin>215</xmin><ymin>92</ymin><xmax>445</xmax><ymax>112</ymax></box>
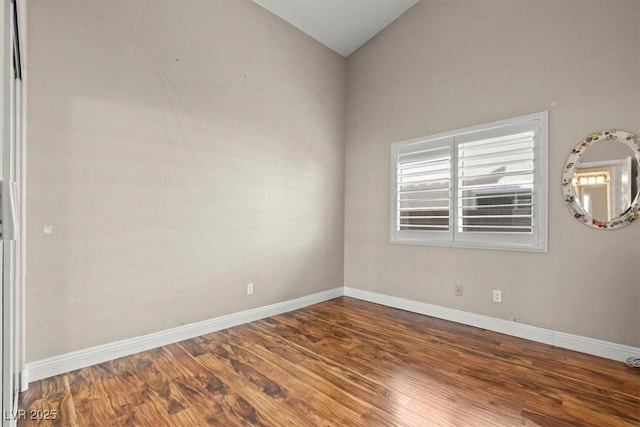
<box><xmin>2</xmin><ymin>0</ymin><xmax>23</xmax><ymax>425</ymax></box>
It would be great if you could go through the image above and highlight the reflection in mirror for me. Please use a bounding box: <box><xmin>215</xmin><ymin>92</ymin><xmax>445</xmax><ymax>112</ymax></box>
<box><xmin>573</xmin><ymin>141</ymin><xmax>637</xmax><ymax>221</ymax></box>
<box><xmin>562</xmin><ymin>130</ymin><xmax>640</xmax><ymax>229</ymax></box>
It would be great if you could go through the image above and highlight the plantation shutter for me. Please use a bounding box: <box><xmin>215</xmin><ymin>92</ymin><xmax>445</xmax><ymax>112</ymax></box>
<box><xmin>455</xmin><ymin>120</ymin><xmax>541</xmax><ymax>247</ymax></box>
<box><xmin>391</xmin><ymin>112</ymin><xmax>547</xmax><ymax>251</ymax></box>
<box><xmin>392</xmin><ymin>137</ymin><xmax>453</xmax><ymax>243</ymax></box>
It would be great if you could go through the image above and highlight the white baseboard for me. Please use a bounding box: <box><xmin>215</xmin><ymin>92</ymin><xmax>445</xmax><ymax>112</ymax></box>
<box><xmin>344</xmin><ymin>287</ymin><xmax>640</xmax><ymax>363</ymax></box>
<box><xmin>24</xmin><ymin>287</ymin><xmax>344</xmax><ymax>385</ymax></box>
<box><xmin>20</xmin><ymin>369</ymin><xmax>29</xmax><ymax>392</ymax></box>
<box><xmin>24</xmin><ymin>286</ymin><xmax>639</xmax><ymax>387</ymax></box>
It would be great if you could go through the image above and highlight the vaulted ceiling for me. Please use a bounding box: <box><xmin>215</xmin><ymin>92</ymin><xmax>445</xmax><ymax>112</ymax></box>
<box><xmin>252</xmin><ymin>0</ymin><xmax>419</xmax><ymax>57</ymax></box>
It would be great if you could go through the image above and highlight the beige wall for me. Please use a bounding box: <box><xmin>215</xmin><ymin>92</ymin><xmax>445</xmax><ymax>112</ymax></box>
<box><xmin>345</xmin><ymin>0</ymin><xmax>640</xmax><ymax>346</ymax></box>
<box><xmin>26</xmin><ymin>0</ymin><xmax>346</xmax><ymax>361</ymax></box>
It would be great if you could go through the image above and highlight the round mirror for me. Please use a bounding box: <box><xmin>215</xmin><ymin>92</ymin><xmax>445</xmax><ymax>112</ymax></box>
<box><xmin>562</xmin><ymin>129</ymin><xmax>640</xmax><ymax>229</ymax></box>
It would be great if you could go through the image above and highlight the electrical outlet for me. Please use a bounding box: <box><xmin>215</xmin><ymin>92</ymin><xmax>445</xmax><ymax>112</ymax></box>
<box><xmin>455</xmin><ymin>284</ymin><xmax>463</xmax><ymax>296</ymax></box>
<box><xmin>246</xmin><ymin>283</ymin><xmax>254</xmax><ymax>295</ymax></box>
<box><xmin>492</xmin><ymin>290</ymin><xmax>502</xmax><ymax>303</ymax></box>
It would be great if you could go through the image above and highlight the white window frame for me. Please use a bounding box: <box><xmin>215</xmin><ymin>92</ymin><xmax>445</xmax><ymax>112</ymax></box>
<box><xmin>390</xmin><ymin>111</ymin><xmax>548</xmax><ymax>252</ymax></box>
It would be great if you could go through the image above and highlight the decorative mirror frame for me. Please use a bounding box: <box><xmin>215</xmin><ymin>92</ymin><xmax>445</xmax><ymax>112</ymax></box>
<box><xmin>562</xmin><ymin>129</ymin><xmax>640</xmax><ymax>229</ymax></box>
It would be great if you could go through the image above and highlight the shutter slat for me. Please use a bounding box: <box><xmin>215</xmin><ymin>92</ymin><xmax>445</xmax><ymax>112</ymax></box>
<box><xmin>459</xmin><ymin>145</ymin><xmax>532</xmax><ymax>162</ymax></box>
<box><xmin>456</xmin><ymin>228</ymin><xmax>532</xmax><ymax>234</ymax></box>
<box><xmin>460</xmin><ymin>168</ymin><xmax>533</xmax><ymax>180</ymax></box>
<box><xmin>400</xmin><ymin>197</ymin><xmax>450</xmax><ymax>203</ymax></box>
<box><xmin>400</xmin><ymin>216</ymin><xmax>450</xmax><ymax>219</ymax></box>
<box><xmin>400</xmin><ymin>215</ymin><xmax>449</xmax><ymax>224</ymax></box>
<box><xmin>400</xmin><ymin>168</ymin><xmax>450</xmax><ymax>179</ymax></box>
<box><xmin>399</xmin><ymin>157</ymin><xmax>451</xmax><ymax>168</ymax></box>
<box><xmin>460</xmin><ymin>158</ymin><xmax>533</xmax><ymax>172</ymax></box>
<box><xmin>461</xmin><ymin>215</ymin><xmax>532</xmax><ymax>219</ymax></box>
<box><xmin>459</xmin><ymin>181</ymin><xmax>533</xmax><ymax>191</ymax></box>
<box><xmin>458</xmin><ymin>132</ymin><xmax>533</xmax><ymax>149</ymax></box>
<box><xmin>399</xmin><ymin>224</ymin><xmax>450</xmax><ymax>230</ymax></box>
<box><xmin>399</xmin><ymin>206</ymin><xmax>449</xmax><ymax>212</ymax></box>
<box><xmin>398</xmin><ymin>145</ymin><xmax>450</xmax><ymax>158</ymax></box>
<box><xmin>462</xmin><ymin>203</ymin><xmax>532</xmax><ymax>209</ymax></box>
<box><xmin>399</xmin><ymin>189</ymin><xmax>449</xmax><ymax>198</ymax></box>
<box><xmin>399</xmin><ymin>177</ymin><xmax>450</xmax><ymax>188</ymax></box>
<box><xmin>460</xmin><ymin>224</ymin><xmax>532</xmax><ymax>229</ymax></box>
<box><xmin>460</xmin><ymin>191</ymin><xmax>533</xmax><ymax>201</ymax></box>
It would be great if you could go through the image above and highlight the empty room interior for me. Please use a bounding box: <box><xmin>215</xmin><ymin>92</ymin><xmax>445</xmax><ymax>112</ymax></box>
<box><xmin>2</xmin><ymin>0</ymin><xmax>640</xmax><ymax>425</ymax></box>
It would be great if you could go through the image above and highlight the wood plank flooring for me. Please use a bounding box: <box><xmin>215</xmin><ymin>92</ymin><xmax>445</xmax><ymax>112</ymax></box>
<box><xmin>19</xmin><ymin>297</ymin><xmax>640</xmax><ymax>426</ymax></box>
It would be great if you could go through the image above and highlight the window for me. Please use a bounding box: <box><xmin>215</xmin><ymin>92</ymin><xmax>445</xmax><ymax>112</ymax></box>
<box><xmin>391</xmin><ymin>112</ymin><xmax>548</xmax><ymax>252</ymax></box>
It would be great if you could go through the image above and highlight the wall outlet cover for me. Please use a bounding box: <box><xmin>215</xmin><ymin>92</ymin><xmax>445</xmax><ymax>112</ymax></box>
<box><xmin>492</xmin><ymin>290</ymin><xmax>502</xmax><ymax>303</ymax></box>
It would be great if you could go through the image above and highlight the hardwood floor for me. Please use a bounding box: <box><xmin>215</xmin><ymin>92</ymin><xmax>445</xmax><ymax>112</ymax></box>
<box><xmin>19</xmin><ymin>297</ymin><xmax>640</xmax><ymax>426</ymax></box>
